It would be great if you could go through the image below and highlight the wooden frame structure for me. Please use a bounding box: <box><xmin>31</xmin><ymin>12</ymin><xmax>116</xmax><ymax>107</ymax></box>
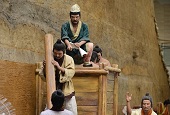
<box><xmin>73</xmin><ymin>67</ymin><xmax>108</xmax><ymax>115</ymax></box>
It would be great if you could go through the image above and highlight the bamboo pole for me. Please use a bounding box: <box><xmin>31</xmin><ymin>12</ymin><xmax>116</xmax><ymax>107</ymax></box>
<box><xmin>44</xmin><ymin>34</ymin><xmax>56</xmax><ymax>109</ymax></box>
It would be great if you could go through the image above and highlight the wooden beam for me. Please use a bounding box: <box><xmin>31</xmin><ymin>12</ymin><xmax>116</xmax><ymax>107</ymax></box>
<box><xmin>44</xmin><ymin>34</ymin><xmax>56</xmax><ymax>109</ymax></box>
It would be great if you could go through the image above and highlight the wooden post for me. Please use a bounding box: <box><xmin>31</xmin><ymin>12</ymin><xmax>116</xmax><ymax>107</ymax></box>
<box><xmin>113</xmin><ymin>72</ymin><xmax>119</xmax><ymax>115</ymax></box>
<box><xmin>35</xmin><ymin>62</ymin><xmax>44</xmax><ymax>115</ymax></box>
<box><xmin>44</xmin><ymin>34</ymin><xmax>56</xmax><ymax>109</ymax></box>
<box><xmin>35</xmin><ymin>63</ymin><xmax>40</xmax><ymax>115</ymax></box>
<box><xmin>112</xmin><ymin>64</ymin><xmax>120</xmax><ymax>115</ymax></box>
<box><xmin>104</xmin><ymin>64</ymin><xmax>121</xmax><ymax>115</ymax></box>
<box><xmin>98</xmin><ymin>63</ymin><xmax>107</xmax><ymax>115</ymax></box>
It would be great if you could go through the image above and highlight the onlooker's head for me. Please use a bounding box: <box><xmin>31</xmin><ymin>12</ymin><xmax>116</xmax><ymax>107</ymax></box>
<box><xmin>141</xmin><ymin>93</ymin><xmax>152</xmax><ymax>112</ymax></box>
<box><xmin>51</xmin><ymin>89</ymin><xmax>64</xmax><ymax>111</ymax></box>
<box><xmin>91</xmin><ymin>51</ymin><xmax>99</xmax><ymax>63</ymax></box>
<box><xmin>93</xmin><ymin>45</ymin><xmax>102</xmax><ymax>60</ymax></box>
<box><xmin>70</xmin><ymin>4</ymin><xmax>81</xmax><ymax>25</ymax></box>
<box><xmin>163</xmin><ymin>99</ymin><xmax>170</xmax><ymax>106</ymax></box>
<box><xmin>53</xmin><ymin>39</ymin><xmax>66</xmax><ymax>60</ymax></box>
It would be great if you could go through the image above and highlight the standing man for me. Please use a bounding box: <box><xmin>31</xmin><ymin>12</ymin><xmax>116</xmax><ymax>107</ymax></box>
<box><xmin>44</xmin><ymin>39</ymin><xmax>77</xmax><ymax>115</ymax></box>
<box><xmin>61</xmin><ymin>4</ymin><xmax>93</xmax><ymax>67</ymax></box>
<box><xmin>126</xmin><ymin>92</ymin><xmax>157</xmax><ymax>115</ymax></box>
<box><xmin>93</xmin><ymin>45</ymin><xmax>111</xmax><ymax>67</ymax></box>
<box><xmin>40</xmin><ymin>90</ymin><xmax>73</xmax><ymax>115</ymax></box>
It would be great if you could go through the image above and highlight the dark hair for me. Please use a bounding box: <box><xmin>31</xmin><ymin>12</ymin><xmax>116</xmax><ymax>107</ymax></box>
<box><xmin>51</xmin><ymin>89</ymin><xmax>64</xmax><ymax>110</ymax></box>
<box><xmin>70</xmin><ymin>12</ymin><xmax>81</xmax><ymax>18</ymax></box>
<box><xmin>91</xmin><ymin>51</ymin><xmax>99</xmax><ymax>63</ymax></box>
<box><xmin>93</xmin><ymin>45</ymin><xmax>102</xmax><ymax>56</ymax></box>
<box><xmin>141</xmin><ymin>93</ymin><xmax>153</xmax><ymax>107</ymax></box>
<box><xmin>53</xmin><ymin>39</ymin><xmax>66</xmax><ymax>53</ymax></box>
<box><xmin>164</xmin><ymin>99</ymin><xmax>170</xmax><ymax>106</ymax></box>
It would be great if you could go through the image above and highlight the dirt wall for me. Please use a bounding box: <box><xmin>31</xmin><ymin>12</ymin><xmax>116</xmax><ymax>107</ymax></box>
<box><xmin>0</xmin><ymin>60</ymin><xmax>36</xmax><ymax>115</ymax></box>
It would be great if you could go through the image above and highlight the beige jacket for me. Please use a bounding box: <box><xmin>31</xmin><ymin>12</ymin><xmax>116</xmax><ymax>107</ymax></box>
<box><xmin>59</xmin><ymin>54</ymin><xmax>75</xmax><ymax>96</ymax></box>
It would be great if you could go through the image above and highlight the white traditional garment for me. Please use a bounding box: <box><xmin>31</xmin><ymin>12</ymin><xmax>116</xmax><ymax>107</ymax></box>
<box><xmin>40</xmin><ymin>109</ymin><xmax>73</xmax><ymax>115</ymax></box>
<box><xmin>131</xmin><ymin>108</ymin><xmax>157</xmax><ymax>115</ymax></box>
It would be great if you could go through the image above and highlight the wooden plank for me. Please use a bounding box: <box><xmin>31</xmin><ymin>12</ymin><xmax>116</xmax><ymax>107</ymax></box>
<box><xmin>78</xmin><ymin>106</ymin><xmax>98</xmax><ymax>115</ymax></box>
<box><xmin>75</xmin><ymin>67</ymin><xmax>108</xmax><ymax>75</ymax></box>
<box><xmin>78</xmin><ymin>111</ymin><xmax>97</xmax><ymax>115</ymax></box>
<box><xmin>76</xmin><ymin>92</ymin><xmax>98</xmax><ymax>106</ymax></box>
<box><xmin>78</xmin><ymin>106</ymin><xmax>97</xmax><ymax>112</ymax></box>
<box><xmin>73</xmin><ymin>76</ymin><xmax>98</xmax><ymax>92</ymax></box>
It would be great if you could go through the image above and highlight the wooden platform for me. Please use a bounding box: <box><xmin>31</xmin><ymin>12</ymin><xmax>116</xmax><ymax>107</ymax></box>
<box><xmin>36</xmin><ymin>64</ymin><xmax>109</xmax><ymax>115</ymax></box>
<box><xmin>73</xmin><ymin>66</ymin><xmax>108</xmax><ymax>115</ymax></box>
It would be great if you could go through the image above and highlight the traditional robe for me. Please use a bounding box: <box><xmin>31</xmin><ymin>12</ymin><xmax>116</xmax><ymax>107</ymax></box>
<box><xmin>61</xmin><ymin>21</ymin><xmax>90</xmax><ymax>64</ymax></box>
<box><xmin>57</xmin><ymin>54</ymin><xmax>75</xmax><ymax>96</ymax></box>
<box><xmin>40</xmin><ymin>109</ymin><xmax>73</xmax><ymax>115</ymax></box>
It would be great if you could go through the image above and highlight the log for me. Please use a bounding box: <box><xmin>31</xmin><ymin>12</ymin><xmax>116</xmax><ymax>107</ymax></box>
<box><xmin>44</xmin><ymin>34</ymin><xmax>56</xmax><ymax>109</ymax></box>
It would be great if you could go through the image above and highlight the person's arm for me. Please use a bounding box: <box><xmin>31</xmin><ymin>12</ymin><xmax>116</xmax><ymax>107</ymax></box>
<box><xmin>59</xmin><ymin>55</ymin><xmax>75</xmax><ymax>83</ymax></box>
<box><xmin>74</xmin><ymin>40</ymin><xmax>86</xmax><ymax>48</ymax></box>
<box><xmin>126</xmin><ymin>92</ymin><xmax>132</xmax><ymax>115</ymax></box>
<box><xmin>51</xmin><ymin>60</ymin><xmax>65</xmax><ymax>74</ymax></box>
<box><xmin>61</xmin><ymin>22</ymin><xmax>73</xmax><ymax>51</ymax></box>
<box><xmin>64</xmin><ymin>39</ymin><xmax>73</xmax><ymax>51</ymax></box>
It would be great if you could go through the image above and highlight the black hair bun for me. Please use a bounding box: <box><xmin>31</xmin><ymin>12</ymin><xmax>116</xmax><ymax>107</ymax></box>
<box><xmin>95</xmin><ymin>45</ymin><xmax>99</xmax><ymax>48</ymax></box>
<box><xmin>145</xmin><ymin>93</ymin><xmax>149</xmax><ymax>96</ymax></box>
<box><xmin>56</xmin><ymin>39</ymin><xmax>62</xmax><ymax>43</ymax></box>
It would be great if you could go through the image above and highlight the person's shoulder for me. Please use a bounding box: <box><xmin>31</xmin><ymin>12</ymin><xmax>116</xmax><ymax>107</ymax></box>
<box><xmin>82</xmin><ymin>22</ymin><xmax>87</xmax><ymax>25</ymax></box>
<box><xmin>40</xmin><ymin>109</ymin><xmax>53</xmax><ymax>115</ymax></box>
<box><xmin>63</xmin><ymin>109</ymin><xmax>74</xmax><ymax>115</ymax></box>
<box><xmin>64</xmin><ymin>54</ymin><xmax>74</xmax><ymax>61</ymax></box>
<box><xmin>82</xmin><ymin>22</ymin><xmax>88</xmax><ymax>26</ymax></box>
<box><xmin>131</xmin><ymin>108</ymin><xmax>142</xmax><ymax>114</ymax></box>
<box><xmin>62</xmin><ymin>21</ymin><xmax>69</xmax><ymax>26</ymax></box>
<box><xmin>65</xmin><ymin>54</ymin><xmax>72</xmax><ymax>58</ymax></box>
<box><xmin>100</xmin><ymin>58</ymin><xmax>111</xmax><ymax>66</ymax></box>
<box><xmin>152</xmin><ymin>110</ymin><xmax>157</xmax><ymax>115</ymax></box>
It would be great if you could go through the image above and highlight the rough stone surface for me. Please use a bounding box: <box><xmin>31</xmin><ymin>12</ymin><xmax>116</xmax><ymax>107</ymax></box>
<box><xmin>0</xmin><ymin>0</ymin><xmax>170</xmax><ymax>114</ymax></box>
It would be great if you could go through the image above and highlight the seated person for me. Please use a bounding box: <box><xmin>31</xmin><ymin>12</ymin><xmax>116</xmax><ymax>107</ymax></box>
<box><xmin>40</xmin><ymin>89</ymin><xmax>73</xmax><ymax>115</ymax></box>
<box><xmin>61</xmin><ymin>4</ymin><xmax>93</xmax><ymax>67</ymax></box>
<box><xmin>126</xmin><ymin>92</ymin><xmax>157</xmax><ymax>115</ymax></box>
<box><xmin>93</xmin><ymin>45</ymin><xmax>111</xmax><ymax>67</ymax></box>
